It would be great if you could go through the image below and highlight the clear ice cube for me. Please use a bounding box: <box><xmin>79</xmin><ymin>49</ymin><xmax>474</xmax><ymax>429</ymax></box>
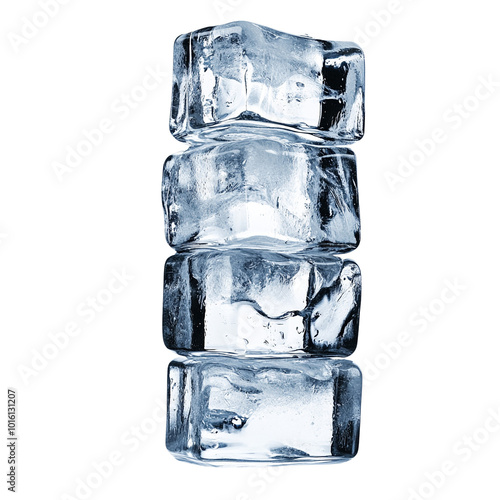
<box><xmin>163</xmin><ymin>249</ymin><xmax>361</xmax><ymax>355</ymax></box>
<box><xmin>167</xmin><ymin>356</ymin><xmax>362</xmax><ymax>465</ymax></box>
<box><xmin>162</xmin><ymin>136</ymin><xmax>360</xmax><ymax>252</ymax></box>
<box><xmin>170</xmin><ymin>21</ymin><xmax>364</xmax><ymax>142</ymax></box>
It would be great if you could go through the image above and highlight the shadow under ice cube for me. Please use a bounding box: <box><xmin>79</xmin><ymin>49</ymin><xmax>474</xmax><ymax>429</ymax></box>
<box><xmin>167</xmin><ymin>356</ymin><xmax>362</xmax><ymax>465</ymax></box>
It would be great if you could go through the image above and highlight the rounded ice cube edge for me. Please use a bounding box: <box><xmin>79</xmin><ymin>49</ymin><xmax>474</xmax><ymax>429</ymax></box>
<box><xmin>166</xmin><ymin>355</ymin><xmax>362</xmax><ymax>466</ymax></box>
<box><xmin>170</xmin><ymin>20</ymin><xmax>364</xmax><ymax>143</ymax></box>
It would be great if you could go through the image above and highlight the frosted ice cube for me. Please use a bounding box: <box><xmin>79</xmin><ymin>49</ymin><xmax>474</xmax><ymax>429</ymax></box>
<box><xmin>170</xmin><ymin>21</ymin><xmax>364</xmax><ymax>142</ymax></box>
<box><xmin>162</xmin><ymin>136</ymin><xmax>360</xmax><ymax>252</ymax></box>
<box><xmin>167</xmin><ymin>356</ymin><xmax>362</xmax><ymax>465</ymax></box>
<box><xmin>163</xmin><ymin>249</ymin><xmax>361</xmax><ymax>355</ymax></box>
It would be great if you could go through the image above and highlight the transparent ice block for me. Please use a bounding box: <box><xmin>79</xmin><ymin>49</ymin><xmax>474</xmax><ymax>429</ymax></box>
<box><xmin>163</xmin><ymin>249</ymin><xmax>361</xmax><ymax>355</ymax></box>
<box><xmin>170</xmin><ymin>21</ymin><xmax>364</xmax><ymax>142</ymax></box>
<box><xmin>167</xmin><ymin>356</ymin><xmax>362</xmax><ymax>465</ymax></box>
<box><xmin>163</xmin><ymin>136</ymin><xmax>360</xmax><ymax>252</ymax></box>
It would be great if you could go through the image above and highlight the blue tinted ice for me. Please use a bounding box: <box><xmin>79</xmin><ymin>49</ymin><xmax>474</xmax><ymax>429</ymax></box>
<box><xmin>164</xmin><ymin>21</ymin><xmax>365</xmax><ymax>467</ymax></box>
<box><xmin>167</xmin><ymin>356</ymin><xmax>362</xmax><ymax>465</ymax></box>
<box><xmin>162</xmin><ymin>137</ymin><xmax>359</xmax><ymax>252</ymax></box>
<box><xmin>170</xmin><ymin>21</ymin><xmax>364</xmax><ymax>142</ymax></box>
<box><xmin>163</xmin><ymin>250</ymin><xmax>361</xmax><ymax>355</ymax></box>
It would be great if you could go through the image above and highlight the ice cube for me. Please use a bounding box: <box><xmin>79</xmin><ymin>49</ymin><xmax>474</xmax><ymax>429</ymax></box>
<box><xmin>170</xmin><ymin>21</ymin><xmax>364</xmax><ymax>142</ymax></box>
<box><xmin>163</xmin><ymin>249</ymin><xmax>361</xmax><ymax>355</ymax></box>
<box><xmin>167</xmin><ymin>356</ymin><xmax>362</xmax><ymax>465</ymax></box>
<box><xmin>162</xmin><ymin>136</ymin><xmax>360</xmax><ymax>252</ymax></box>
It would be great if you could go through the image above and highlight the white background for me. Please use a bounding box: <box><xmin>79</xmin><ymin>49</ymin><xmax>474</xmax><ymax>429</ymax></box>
<box><xmin>2</xmin><ymin>0</ymin><xmax>500</xmax><ymax>499</ymax></box>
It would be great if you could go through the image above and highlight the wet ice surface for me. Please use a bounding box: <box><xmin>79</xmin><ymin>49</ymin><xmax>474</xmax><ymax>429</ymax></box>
<box><xmin>165</xmin><ymin>20</ymin><xmax>365</xmax><ymax>467</ymax></box>
<box><xmin>162</xmin><ymin>136</ymin><xmax>359</xmax><ymax>252</ymax></box>
<box><xmin>167</xmin><ymin>356</ymin><xmax>362</xmax><ymax>465</ymax></box>
<box><xmin>170</xmin><ymin>21</ymin><xmax>364</xmax><ymax>142</ymax></box>
<box><xmin>163</xmin><ymin>249</ymin><xmax>361</xmax><ymax>355</ymax></box>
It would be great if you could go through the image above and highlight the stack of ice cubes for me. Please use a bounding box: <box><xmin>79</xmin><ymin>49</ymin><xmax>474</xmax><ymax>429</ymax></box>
<box><xmin>163</xmin><ymin>21</ymin><xmax>365</xmax><ymax>465</ymax></box>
